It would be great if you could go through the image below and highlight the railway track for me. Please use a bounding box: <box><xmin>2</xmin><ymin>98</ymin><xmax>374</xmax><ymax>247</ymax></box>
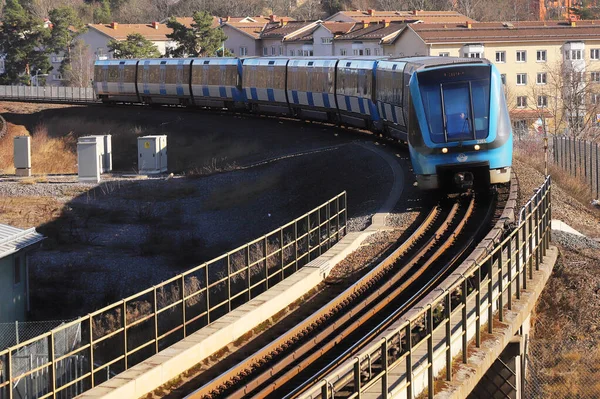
<box><xmin>183</xmin><ymin>189</ymin><xmax>502</xmax><ymax>399</ymax></box>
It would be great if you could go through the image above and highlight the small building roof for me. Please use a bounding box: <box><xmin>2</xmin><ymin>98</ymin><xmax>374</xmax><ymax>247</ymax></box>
<box><xmin>87</xmin><ymin>22</ymin><xmax>173</xmax><ymax>41</ymax></box>
<box><xmin>0</xmin><ymin>224</ymin><xmax>44</xmax><ymax>258</ymax></box>
<box><xmin>171</xmin><ymin>16</ymin><xmax>221</xmax><ymax>29</ymax></box>
<box><xmin>408</xmin><ymin>20</ymin><xmax>600</xmax><ymax>44</ymax></box>
<box><xmin>223</xmin><ymin>21</ymin><xmax>266</xmax><ymax>38</ymax></box>
<box><xmin>336</xmin><ymin>21</ymin><xmax>406</xmax><ymax>42</ymax></box>
<box><xmin>261</xmin><ymin>20</ymin><xmax>318</xmax><ymax>40</ymax></box>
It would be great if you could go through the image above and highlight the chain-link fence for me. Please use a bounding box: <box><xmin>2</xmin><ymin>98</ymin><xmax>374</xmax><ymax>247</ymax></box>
<box><xmin>0</xmin><ymin>319</ymin><xmax>74</xmax><ymax>350</ymax></box>
<box><xmin>524</xmin><ymin>339</ymin><xmax>600</xmax><ymax>398</ymax></box>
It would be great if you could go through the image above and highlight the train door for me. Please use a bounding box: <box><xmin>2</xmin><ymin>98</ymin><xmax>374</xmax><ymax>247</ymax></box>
<box><xmin>176</xmin><ymin>60</ymin><xmax>184</xmax><ymax>96</ymax></box>
<box><xmin>142</xmin><ymin>61</ymin><xmax>150</xmax><ymax>95</ymax></box>
<box><xmin>159</xmin><ymin>61</ymin><xmax>166</xmax><ymax>95</ymax></box>
<box><xmin>118</xmin><ymin>61</ymin><xmax>125</xmax><ymax>94</ymax></box>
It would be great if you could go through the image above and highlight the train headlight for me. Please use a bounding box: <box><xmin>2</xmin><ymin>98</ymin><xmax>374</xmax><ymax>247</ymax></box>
<box><xmin>442</xmin><ymin>148</ymin><xmax>448</xmax><ymax>154</ymax></box>
<box><xmin>474</xmin><ymin>144</ymin><xmax>481</xmax><ymax>151</ymax></box>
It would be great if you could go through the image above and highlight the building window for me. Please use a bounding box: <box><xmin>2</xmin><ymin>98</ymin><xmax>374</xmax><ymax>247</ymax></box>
<box><xmin>517</xmin><ymin>73</ymin><xmax>527</xmax><ymax>85</ymax></box>
<box><xmin>517</xmin><ymin>96</ymin><xmax>527</xmax><ymax>108</ymax></box>
<box><xmin>591</xmin><ymin>72</ymin><xmax>600</xmax><ymax>82</ymax></box>
<box><xmin>463</xmin><ymin>52</ymin><xmax>481</xmax><ymax>58</ymax></box>
<box><xmin>54</xmin><ymin>73</ymin><xmax>63</xmax><ymax>80</ymax></box>
<box><xmin>592</xmin><ymin>93</ymin><xmax>600</xmax><ymax>104</ymax></box>
<box><xmin>240</xmin><ymin>47</ymin><xmax>247</xmax><ymax>56</ymax></box>
<box><xmin>289</xmin><ymin>50</ymin><xmax>294</xmax><ymax>56</ymax></box>
<box><xmin>374</xmin><ymin>48</ymin><xmax>380</xmax><ymax>56</ymax></box>
<box><xmin>591</xmin><ymin>49</ymin><xmax>600</xmax><ymax>60</ymax></box>
<box><xmin>567</xmin><ymin>49</ymin><xmax>582</xmax><ymax>60</ymax></box>
<box><xmin>14</xmin><ymin>256</ymin><xmax>21</xmax><ymax>285</ymax></box>
<box><xmin>537</xmin><ymin>95</ymin><xmax>547</xmax><ymax>107</ymax></box>
<box><xmin>495</xmin><ymin>51</ymin><xmax>505</xmax><ymax>63</ymax></box>
<box><xmin>321</xmin><ymin>37</ymin><xmax>332</xmax><ymax>44</ymax></box>
<box><xmin>263</xmin><ymin>47</ymin><xmax>268</xmax><ymax>56</ymax></box>
<box><xmin>353</xmin><ymin>49</ymin><xmax>364</xmax><ymax>56</ymax></box>
<box><xmin>537</xmin><ymin>50</ymin><xmax>547</xmax><ymax>62</ymax></box>
<box><xmin>365</xmin><ymin>48</ymin><xmax>371</xmax><ymax>56</ymax></box>
<box><xmin>271</xmin><ymin>46</ymin><xmax>276</xmax><ymax>55</ymax></box>
<box><xmin>439</xmin><ymin>52</ymin><xmax>449</xmax><ymax>57</ymax></box>
<box><xmin>279</xmin><ymin>46</ymin><xmax>283</xmax><ymax>55</ymax></box>
<box><xmin>340</xmin><ymin>49</ymin><xmax>347</xmax><ymax>56</ymax></box>
<box><xmin>516</xmin><ymin>50</ymin><xmax>527</xmax><ymax>62</ymax></box>
<box><xmin>501</xmin><ymin>74</ymin><xmax>506</xmax><ymax>85</ymax></box>
<box><xmin>537</xmin><ymin>72</ymin><xmax>547</xmax><ymax>85</ymax></box>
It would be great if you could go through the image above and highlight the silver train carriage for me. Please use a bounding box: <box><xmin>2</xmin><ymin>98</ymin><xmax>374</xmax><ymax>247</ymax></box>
<box><xmin>190</xmin><ymin>58</ymin><xmax>244</xmax><ymax>109</ymax></box>
<box><xmin>95</xmin><ymin>60</ymin><xmax>140</xmax><ymax>103</ymax></box>
<box><xmin>242</xmin><ymin>58</ymin><xmax>289</xmax><ymax>114</ymax></box>
<box><xmin>286</xmin><ymin>59</ymin><xmax>338</xmax><ymax>121</ymax></box>
<box><xmin>335</xmin><ymin>59</ymin><xmax>380</xmax><ymax>129</ymax></box>
<box><xmin>137</xmin><ymin>59</ymin><xmax>192</xmax><ymax>105</ymax></box>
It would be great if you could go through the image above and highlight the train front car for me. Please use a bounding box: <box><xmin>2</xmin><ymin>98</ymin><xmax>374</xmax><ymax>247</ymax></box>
<box><xmin>408</xmin><ymin>60</ymin><xmax>512</xmax><ymax>191</ymax></box>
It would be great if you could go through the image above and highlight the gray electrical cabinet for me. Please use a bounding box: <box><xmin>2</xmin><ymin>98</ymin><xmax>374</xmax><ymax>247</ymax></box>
<box><xmin>14</xmin><ymin>136</ymin><xmax>31</xmax><ymax>177</ymax></box>
<box><xmin>138</xmin><ymin>135</ymin><xmax>167</xmax><ymax>174</ymax></box>
<box><xmin>77</xmin><ymin>136</ymin><xmax>102</xmax><ymax>183</ymax></box>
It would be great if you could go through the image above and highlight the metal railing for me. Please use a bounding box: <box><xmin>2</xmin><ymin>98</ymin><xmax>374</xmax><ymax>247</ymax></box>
<box><xmin>553</xmin><ymin>136</ymin><xmax>600</xmax><ymax>198</ymax></box>
<box><xmin>0</xmin><ymin>115</ymin><xmax>6</xmax><ymax>139</ymax></box>
<box><xmin>0</xmin><ymin>192</ymin><xmax>347</xmax><ymax>399</ymax></box>
<box><xmin>0</xmin><ymin>86</ymin><xmax>97</xmax><ymax>103</ymax></box>
<box><xmin>299</xmin><ymin>177</ymin><xmax>552</xmax><ymax>399</ymax></box>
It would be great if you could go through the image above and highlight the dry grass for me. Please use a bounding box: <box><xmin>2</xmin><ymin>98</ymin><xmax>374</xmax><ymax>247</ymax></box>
<box><xmin>30</xmin><ymin>124</ymin><xmax>77</xmax><ymax>174</ymax></box>
<box><xmin>514</xmin><ymin>139</ymin><xmax>598</xmax><ymax>207</ymax></box>
<box><xmin>0</xmin><ymin>122</ymin><xmax>77</xmax><ymax>174</ymax></box>
<box><xmin>0</xmin><ymin>196</ymin><xmax>63</xmax><ymax>228</ymax></box>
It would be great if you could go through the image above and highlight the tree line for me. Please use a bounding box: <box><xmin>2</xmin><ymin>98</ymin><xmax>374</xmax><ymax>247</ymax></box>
<box><xmin>0</xmin><ymin>0</ymin><xmax>228</xmax><ymax>85</ymax></box>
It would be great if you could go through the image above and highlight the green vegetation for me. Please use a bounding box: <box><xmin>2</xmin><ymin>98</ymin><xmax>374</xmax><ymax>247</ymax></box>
<box><xmin>108</xmin><ymin>33</ymin><xmax>160</xmax><ymax>59</ymax></box>
<box><xmin>166</xmin><ymin>11</ymin><xmax>227</xmax><ymax>57</ymax></box>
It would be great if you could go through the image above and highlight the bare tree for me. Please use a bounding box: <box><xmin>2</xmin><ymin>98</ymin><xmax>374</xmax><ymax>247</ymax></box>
<box><xmin>65</xmin><ymin>39</ymin><xmax>93</xmax><ymax>87</ymax></box>
<box><xmin>525</xmin><ymin>59</ymin><xmax>600</xmax><ymax>139</ymax></box>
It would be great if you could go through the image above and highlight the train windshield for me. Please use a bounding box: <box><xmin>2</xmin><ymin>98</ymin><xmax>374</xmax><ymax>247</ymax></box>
<box><xmin>418</xmin><ymin>66</ymin><xmax>490</xmax><ymax>143</ymax></box>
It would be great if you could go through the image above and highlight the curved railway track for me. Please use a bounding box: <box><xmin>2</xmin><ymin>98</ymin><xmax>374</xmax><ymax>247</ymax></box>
<box><xmin>183</xmin><ymin>189</ymin><xmax>503</xmax><ymax>399</ymax></box>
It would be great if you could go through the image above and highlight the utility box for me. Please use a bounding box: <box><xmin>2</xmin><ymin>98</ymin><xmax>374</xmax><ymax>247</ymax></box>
<box><xmin>138</xmin><ymin>135</ymin><xmax>167</xmax><ymax>174</ymax></box>
<box><xmin>77</xmin><ymin>136</ymin><xmax>102</xmax><ymax>183</ymax></box>
<box><xmin>14</xmin><ymin>136</ymin><xmax>31</xmax><ymax>177</ymax></box>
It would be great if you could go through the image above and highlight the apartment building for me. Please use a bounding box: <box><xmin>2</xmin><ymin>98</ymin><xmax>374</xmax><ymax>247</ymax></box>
<box><xmin>393</xmin><ymin>20</ymin><xmax>600</xmax><ymax>133</ymax></box>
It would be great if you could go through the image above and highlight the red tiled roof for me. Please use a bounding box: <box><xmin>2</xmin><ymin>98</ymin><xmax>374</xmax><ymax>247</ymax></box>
<box><xmin>223</xmin><ymin>22</ymin><xmax>265</xmax><ymax>38</ymax></box>
<box><xmin>328</xmin><ymin>10</ymin><xmax>475</xmax><ymax>24</ymax></box>
<box><xmin>88</xmin><ymin>23</ymin><xmax>172</xmax><ymax>41</ymax></box>
<box><xmin>261</xmin><ymin>21</ymin><xmax>316</xmax><ymax>39</ymax></box>
<box><xmin>410</xmin><ymin>20</ymin><xmax>600</xmax><ymax>43</ymax></box>
<box><xmin>336</xmin><ymin>21</ymin><xmax>406</xmax><ymax>41</ymax></box>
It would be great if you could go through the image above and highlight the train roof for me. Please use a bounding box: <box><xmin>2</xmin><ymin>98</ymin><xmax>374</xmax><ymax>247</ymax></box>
<box><xmin>390</xmin><ymin>56</ymin><xmax>491</xmax><ymax>68</ymax></box>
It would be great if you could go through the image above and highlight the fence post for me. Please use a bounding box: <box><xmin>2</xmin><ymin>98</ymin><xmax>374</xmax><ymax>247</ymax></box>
<box><xmin>15</xmin><ymin>321</ymin><xmax>18</xmax><ymax>345</ymax></box>
<box><xmin>264</xmin><ymin>236</ymin><xmax>269</xmax><ymax>290</ymax></box>
<box><xmin>596</xmin><ymin>143</ymin><xmax>600</xmax><ymax>199</ymax></box>
<box><xmin>49</xmin><ymin>332</ymin><xmax>56</xmax><ymax>398</ymax></box>
<box><xmin>181</xmin><ymin>274</ymin><xmax>186</xmax><ymax>337</ymax></box>
<box><xmin>205</xmin><ymin>264</ymin><xmax>210</xmax><ymax>324</ymax></box>
<box><xmin>122</xmin><ymin>300</ymin><xmax>127</xmax><ymax>369</ymax></box>
<box><xmin>153</xmin><ymin>286</ymin><xmax>159</xmax><ymax>354</ymax></box>
<box><xmin>246</xmin><ymin>245</ymin><xmax>251</xmax><ymax>301</ymax></box>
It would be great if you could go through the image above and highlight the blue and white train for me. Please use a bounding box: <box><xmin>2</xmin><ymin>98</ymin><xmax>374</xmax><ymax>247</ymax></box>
<box><xmin>94</xmin><ymin>56</ymin><xmax>512</xmax><ymax>190</ymax></box>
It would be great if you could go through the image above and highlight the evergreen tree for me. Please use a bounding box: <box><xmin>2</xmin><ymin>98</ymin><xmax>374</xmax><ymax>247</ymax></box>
<box><xmin>569</xmin><ymin>1</ymin><xmax>600</xmax><ymax>19</ymax></box>
<box><xmin>93</xmin><ymin>0</ymin><xmax>112</xmax><ymax>24</ymax></box>
<box><xmin>166</xmin><ymin>11</ymin><xmax>227</xmax><ymax>57</ymax></box>
<box><xmin>108</xmin><ymin>33</ymin><xmax>160</xmax><ymax>58</ymax></box>
<box><xmin>0</xmin><ymin>0</ymin><xmax>50</xmax><ymax>85</ymax></box>
<box><xmin>47</xmin><ymin>7</ymin><xmax>86</xmax><ymax>79</ymax></box>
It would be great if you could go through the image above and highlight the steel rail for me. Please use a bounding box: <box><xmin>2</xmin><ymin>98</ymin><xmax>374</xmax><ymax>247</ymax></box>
<box><xmin>186</xmin><ymin>195</ymin><xmax>481</xmax><ymax>399</ymax></box>
<box><xmin>183</xmin><ymin>204</ymin><xmax>443</xmax><ymax>399</ymax></box>
<box><xmin>304</xmin><ymin>192</ymin><xmax>497</xmax><ymax>399</ymax></box>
